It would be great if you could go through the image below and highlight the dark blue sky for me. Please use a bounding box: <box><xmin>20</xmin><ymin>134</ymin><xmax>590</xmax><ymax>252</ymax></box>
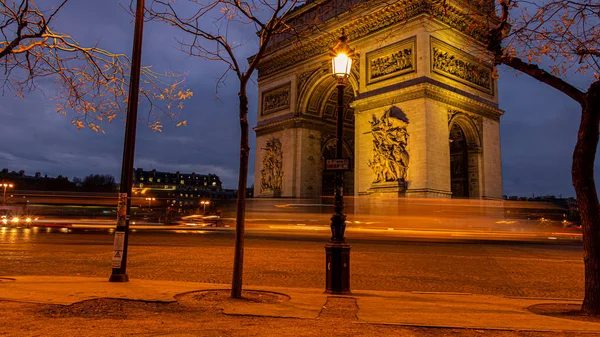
<box><xmin>0</xmin><ymin>1</ymin><xmax>596</xmax><ymax>197</ymax></box>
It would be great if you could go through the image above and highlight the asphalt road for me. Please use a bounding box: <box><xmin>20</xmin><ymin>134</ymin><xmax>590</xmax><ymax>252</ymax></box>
<box><xmin>0</xmin><ymin>226</ymin><xmax>584</xmax><ymax>300</ymax></box>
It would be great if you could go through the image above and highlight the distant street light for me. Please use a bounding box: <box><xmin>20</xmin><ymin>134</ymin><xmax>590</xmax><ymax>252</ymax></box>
<box><xmin>2</xmin><ymin>183</ymin><xmax>14</xmax><ymax>205</ymax></box>
<box><xmin>145</xmin><ymin>197</ymin><xmax>156</xmax><ymax>209</ymax></box>
<box><xmin>109</xmin><ymin>0</ymin><xmax>146</xmax><ymax>283</ymax></box>
<box><xmin>325</xmin><ymin>29</ymin><xmax>354</xmax><ymax>295</ymax></box>
<box><xmin>201</xmin><ymin>200</ymin><xmax>210</xmax><ymax>214</ymax></box>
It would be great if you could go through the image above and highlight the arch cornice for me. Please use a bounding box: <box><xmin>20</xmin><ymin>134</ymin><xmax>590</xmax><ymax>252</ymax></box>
<box><xmin>254</xmin><ymin>115</ymin><xmax>355</xmax><ymax>137</ymax></box>
<box><xmin>351</xmin><ymin>80</ymin><xmax>503</xmax><ymax>121</ymax></box>
<box><xmin>257</xmin><ymin>0</ymin><xmax>495</xmax><ymax>78</ymax></box>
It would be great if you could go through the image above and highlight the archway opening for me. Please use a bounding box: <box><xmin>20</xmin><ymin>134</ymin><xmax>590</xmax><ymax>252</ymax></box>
<box><xmin>317</xmin><ymin>81</ymin><xmax>355</xmax><ymax>197</ymax></box>
<box><xmin>449</xmin><ymin>123</ymin><xmax>469</xmax><ymax>198</ymax></box>
<box><xmin>321</xmin><ymin>141</ymin><xmax>353</xmax><ymax>197</ymax></box>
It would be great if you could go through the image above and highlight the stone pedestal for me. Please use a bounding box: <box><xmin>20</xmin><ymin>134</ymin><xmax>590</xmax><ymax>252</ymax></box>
<box><xmin>257</xmin><ymin>188</ymin><xmax>281</xmax><ymax>198</ymax></box>
<box><xmin>367</xmin><ymin>181</ymin><xmax>406</xmax><ymax>197</ymax></box>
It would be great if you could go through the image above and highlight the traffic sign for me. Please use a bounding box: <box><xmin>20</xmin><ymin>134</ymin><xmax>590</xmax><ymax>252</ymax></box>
<box><xmin>323</xmin><ymin>158</ymin><xmax>351</xmax><ymax>171</ymax></box>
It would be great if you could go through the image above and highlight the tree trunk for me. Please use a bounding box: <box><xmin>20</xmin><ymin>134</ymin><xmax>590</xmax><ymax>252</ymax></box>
<box><xmin>575</xmin><ymin>81</ymin><xmax>600</xmax><ymax>315</ymax></box>
<box><xmin>231</xmin><ymin>87</ymin><xmax>250</xmax><ymax>299</ymax></box>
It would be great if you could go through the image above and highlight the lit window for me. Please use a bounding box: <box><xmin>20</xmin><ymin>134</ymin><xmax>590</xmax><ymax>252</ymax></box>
<box><xmin>149</xmin><ymin>177</ymin><xmax>153</xmax><ymax>183</ymax></box>
<box><xmin>212</xmin><ymin>182</ymin><xmax>217</xmax><ymax>186</ymax></box>
<box><xmin>157</xmin><ymin>178</ymin><xmax>161</xmax><ymax>183</ymax></box>
<box><xmin>180</xmin><ymin>180</ymin><xmax>184</xmax><ymax>185</ymax></box>
<box><xmin>139</xmin><ymin>183</ymin><xmax>144</xmax><ymax>188</ymax></box>
<box><xmin>140</xmin><ymin>177</ymin><xmax>144</xmax><ymax>181</ymax></box>
<box><xmin>164</xmin><ymin>185</ymin><xmax>168</xmax><ymax>189</ymax></box>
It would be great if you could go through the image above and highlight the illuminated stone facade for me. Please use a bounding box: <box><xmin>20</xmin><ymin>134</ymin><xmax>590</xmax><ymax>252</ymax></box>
<box><xmin>253</xmin><ymin>0</ymin><xmax>503</xmax><ymax>199</ymax></box>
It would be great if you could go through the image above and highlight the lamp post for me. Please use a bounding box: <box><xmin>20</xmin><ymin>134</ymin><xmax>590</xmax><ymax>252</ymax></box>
<box><xmin>109</xmin><ymin>0</ymin><xmax>146</xmax><ymax>283</ymax></box>
<box><xmin>2</xmin><ymin>183</ymin><xmax>13</xmax><ymax>205</ymax></box>
<box><xmin>201</xmin><ymin>200</ymin><xmax>210</xmax><ymax>214</ymax></box>
<box><xmin>325</xmin><ymin>29</ymin><xmax>354</xmax><ymax>294</ymax></box>
<box><xmin>145</xmin><ymin>197</ymin><xmax>155</xmax><ymax>209</ymax></box>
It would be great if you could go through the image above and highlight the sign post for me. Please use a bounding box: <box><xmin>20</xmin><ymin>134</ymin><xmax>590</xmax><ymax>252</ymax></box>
<box><xmin>109</xmin><ymin>0</ymin><xmax>146</xmax><ymax>283</ymax></box>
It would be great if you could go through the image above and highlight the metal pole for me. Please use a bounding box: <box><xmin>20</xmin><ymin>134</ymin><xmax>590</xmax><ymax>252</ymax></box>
<box><xmin>109</xmin><ymin>0</ymin><xmax>145</xmax><ymax>283</ymax></box>
<box><xmin>325</xmin><ymin>78</ymin><xmax>351</xmax><ymax>294</ymax></box>
<box><xmin>331</xmin><ymin>82</ymin><xmax>346</xmax><ymax>241</ymax></box>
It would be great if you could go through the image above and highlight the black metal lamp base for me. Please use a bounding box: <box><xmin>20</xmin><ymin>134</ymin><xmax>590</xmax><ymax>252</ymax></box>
<box><xmin>108</xmin><ymin>273</ymin><xmax>129</xmax><ymax>282</ymax></box>
<box><xmin>325</xmin><ymin>241</ymin><xmax>351</xmax><ymax>294</ymax></box>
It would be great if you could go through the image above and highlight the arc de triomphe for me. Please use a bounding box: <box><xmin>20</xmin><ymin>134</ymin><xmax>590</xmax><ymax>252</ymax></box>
<box><xmin>253</xmin><ymin>0</ymin><xmax>503</xmax><ymax>199</ymax></box>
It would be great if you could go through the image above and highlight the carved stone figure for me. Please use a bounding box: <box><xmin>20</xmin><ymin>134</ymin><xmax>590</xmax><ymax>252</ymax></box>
<box><xmin>367</xmin><ymin>107</ymin><xmax>410</xmax><ymax>183</ymax></box>
<box><xmin>260</xmin><ymin>138</ymin><xmax>283</xmax><ymax>195</ymax></box>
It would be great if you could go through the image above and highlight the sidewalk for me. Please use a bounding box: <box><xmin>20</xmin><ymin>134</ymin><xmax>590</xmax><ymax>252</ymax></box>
<box><xmin>0</xmin><ymin>275</ymin><xmax>597</xmax><ymax>333</ymax></box>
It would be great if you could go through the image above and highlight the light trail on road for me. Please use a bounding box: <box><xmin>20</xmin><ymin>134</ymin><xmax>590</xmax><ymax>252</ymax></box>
<box><xmin>0</xmin><ymin>227</ymin><xmax>585</xmax><ymax>300</ymax></box>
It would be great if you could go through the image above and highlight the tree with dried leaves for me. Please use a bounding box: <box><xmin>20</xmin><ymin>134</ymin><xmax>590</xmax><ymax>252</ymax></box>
<box><xmin>144</xmin><ymin>0</ymin><xmax>320</xmax><ymax>298</ymax></box>
<box><xmin>0</xmin><ymin>0</ymin><xmax>192</xmax><ymax>133</ymax></box>
<box><xmin>466</xmin><ymin>0</ymin><xmax>600</xmax><ymax>315</ymax></box>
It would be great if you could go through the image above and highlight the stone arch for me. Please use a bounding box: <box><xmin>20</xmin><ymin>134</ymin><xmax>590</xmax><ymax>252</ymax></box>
<box><xmin>296</xmin><ymin>66</ymin><xmax>358</xmax><ymax>198</ymax></box>
<box><xmin>297</xmin><ymin>65</ymin><xmax>359</xmax><ymax>117</ymax></box>
<box><xmin>448</xmin><ymin>113</ymin><xmax>482</xmax><ymax>198</ymax></box>
<box><xmin>448</xmin><ymin>113</ymin><xmax>481</xmax><ymax>150</ymax></box>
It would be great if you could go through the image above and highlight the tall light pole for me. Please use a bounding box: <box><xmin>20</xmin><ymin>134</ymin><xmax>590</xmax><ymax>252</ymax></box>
<box><xmin>201</xmin><ymin>200</ymin><xmax>210</xmax><ymax>214</ymax></box>
<box><xmin>109</xmin><ymin>0</ymin><xmax>146</xmax><ymax>283</ymax></box>
<box><xmin>325</xmin><ymin>29</ymin><xmax>354</xmax><ymax>294</ymax></box>
<box><xmin>2</xmin><ymin>183</ymin><xmax>13</xmax><ymax>205</ymax></box>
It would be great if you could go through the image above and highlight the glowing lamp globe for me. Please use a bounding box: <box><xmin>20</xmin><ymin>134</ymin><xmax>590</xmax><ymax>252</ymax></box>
<box><xmin>332</xmin><ymin>53</ymin><xmax>352</xmax><ymax>78</ymax></box>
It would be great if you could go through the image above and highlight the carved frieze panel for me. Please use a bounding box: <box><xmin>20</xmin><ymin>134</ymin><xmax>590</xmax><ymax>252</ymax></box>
<box><xmin>367</xmin><ymin>106</ymin><xmax>410</xmax><ymax>183</ymax></box>
<box><xmin>260</xmin><ymin>138</ymin><xmax>283</xmax><ymax>196</ymax></box>
<box><xmin>431</xmin><ymin>38</ymin><xmax>493</xmax><ymax>95</ymax></box>
<box><xmin>366</xmin><ymin>37</ymin><xmax>416</xmax><ymax>85</ymax></box>
<box><xmin>261</xmin><ymin>83</ymin><xmax>291</xmax><ymax>116</ymax></box>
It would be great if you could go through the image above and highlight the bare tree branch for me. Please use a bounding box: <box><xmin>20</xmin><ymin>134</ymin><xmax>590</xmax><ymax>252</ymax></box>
<box><xmin>0</xmin><ymin>0</ymin><xmax>193</xmax><ymax>133</ymax></box>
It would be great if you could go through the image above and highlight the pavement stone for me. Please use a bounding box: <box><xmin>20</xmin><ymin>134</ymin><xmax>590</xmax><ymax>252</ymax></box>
<box><xmin>1</xmin><ymin>275</ymin><xmax>599</xmax><ymax>333</ymax></box>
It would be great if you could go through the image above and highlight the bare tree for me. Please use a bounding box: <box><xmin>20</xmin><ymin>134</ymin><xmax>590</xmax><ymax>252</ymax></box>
<box><xmin>145</xmin><ymin>0</ymin><xmax>321</xmax><ymax>298</ymax></box>
<box><xmin>474</xmin><ymin>0</ymin><xmax>600</xmax><ymax>314</ymax></box>
<box><xmin>0</xmin><ymin>0</ymin><xmax>193</xmax><ymax>132</ymax></box>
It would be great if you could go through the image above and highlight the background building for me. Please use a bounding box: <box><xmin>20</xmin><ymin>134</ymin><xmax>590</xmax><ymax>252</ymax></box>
<box><xmin>133</xmin><ymin>168</ymin><xmax>227</xmax><ymax>212</ymax></box>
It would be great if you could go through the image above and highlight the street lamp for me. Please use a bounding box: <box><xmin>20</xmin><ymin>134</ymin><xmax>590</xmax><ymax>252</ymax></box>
<box><xmin>2</xmin><ymin>183</ymin><xmax>14</xmax><ymax>205</ymax></box>
<box><xmin>109</xmin><ymin>0</ymin><xmax>146</xmax><ymax>283</ymax></box>
<box><xmin>200</xmin><ymin>200</ymin><xmax>210</xmax><ymax>214</ymax></box>
<box><xmin>325</xmin><ymin>29</ymin><xmax>354</xmax><ymax>294</ymax></box>
<box><xmin>145</xmin><ymin>197</ymin><xmax>156</xmax><ymax>209</ymax></box>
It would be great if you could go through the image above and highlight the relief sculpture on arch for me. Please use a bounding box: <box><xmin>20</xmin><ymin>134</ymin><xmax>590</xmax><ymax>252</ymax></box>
<box><xmin>367</xmin><ymin>106</ymin><xmax>410</xmax><ymax>189</ymax></box>
<box><xmin>260</xmin><ymin>138</ymin><xmax>283</xmax><ymax>197</ymax></box>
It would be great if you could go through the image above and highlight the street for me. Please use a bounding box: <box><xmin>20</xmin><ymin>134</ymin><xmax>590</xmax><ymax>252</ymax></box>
<box><xmin>0</xmin><ymin>227</ymin><xmax>584</xmax><ymax>300</ymax></box>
